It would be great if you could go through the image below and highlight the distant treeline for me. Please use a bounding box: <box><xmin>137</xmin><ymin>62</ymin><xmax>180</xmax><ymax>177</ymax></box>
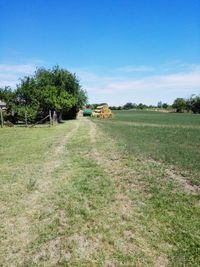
<box><xmin>88</xmin><ymin>96</ymin><xmax>200</xmax><ymax>114</ymax></box>
<box><xmin>113</xmin><ymin>96</ymin><xmax>200</xmax><ymax>113</ymax></box>
<box><xmin>109</xmin><ymin>102</ymin><xmax>158</xmax><ymax>110</ymax></box>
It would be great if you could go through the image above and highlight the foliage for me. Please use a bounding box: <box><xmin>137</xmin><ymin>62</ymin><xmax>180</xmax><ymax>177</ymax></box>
<box><xmin>172</xmin><ymin>98</ymin><xmax>186</xmax><ymax>113</ymax></box>
<box><xmin>123</xmin><ymin>102</ymin><xmax>137</xmax><ymax>109</ymax></box>
<box><xmin>3</xmin><ymin>119</ymin><xmax>14</xmax><ymax>127</ymax></box>
<box><xmin>88</xmin><ymin>95</ymin><xmax>199</xmax><ymax>114</ymax></box>
<box><xmin>63</xmin><ymin>86</ymin><xmax>88</xmax><ymax>119</ymax></box>
<box><xmin>1</xmin><ymin>66</ymin><xmax>87</xmax><ymax>123</ymax></box>
<box><xmin>162</xmin><ymin>103</ymin><xmax>169</xmax><ymax>109</ymax></box>
<box><xmin>109</xmin><ymin>106</ymin><xmax>122</xmax><ymax>110</ymax></box>
<box><xmin>172</xmin><ymin>95</ymin><xmax>200</xmax><ymax>114</ymax></box>
<box><xmin>137</xmin><ymin>103</ymin><xmax>147</xmax><ymax>109</ymax></box>
<box><xmin>0</xmin><ymin>86</ymin><xmax>15</xmax><ymax>104</ymax></box>
<box><xmin>190</xmin><ymin>95</ymin><xmax>200</xmax><ymax>114</ymax></box>
<box><xmin>87</xmin><ymin>103</ymin><xmax>108</xmax><ymax>110</ymax></box>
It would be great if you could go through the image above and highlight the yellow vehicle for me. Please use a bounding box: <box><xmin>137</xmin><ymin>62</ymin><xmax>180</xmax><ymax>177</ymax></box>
<box><xmin>92</xmin><ymin>105</ymin><xmax>112</xmax><ymax>118</ymax></box>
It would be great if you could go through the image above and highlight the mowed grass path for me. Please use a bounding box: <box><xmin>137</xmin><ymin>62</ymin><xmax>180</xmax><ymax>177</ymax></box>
<box><xmin>0</xmin><ymin>118</ymin><xmax>200</xmax><ymax>266</ymax></box>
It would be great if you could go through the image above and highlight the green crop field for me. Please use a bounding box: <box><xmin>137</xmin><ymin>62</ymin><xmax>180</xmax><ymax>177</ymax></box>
<box><xmin>94</xmin><ymin>110</ymin><xmax>200</xmax><ymax>186</ymax></box>
<box><xmin>0</xmin><ymin>113</ymin><xmax>200</xmax><ymax>266</ymax></box>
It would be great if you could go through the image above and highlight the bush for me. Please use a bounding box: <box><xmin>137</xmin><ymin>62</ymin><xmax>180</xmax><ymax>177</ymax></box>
<box><xmin>190</xmin><ymin>96</ymin><xmax>200</xmax><ymax>114</ymax></box>
<box><xmin>172</xmin><ymin>98</ymin><xmax>186</xmax><ymax>113</ymax></box>
<box><xmin>4</xmin><ymin>121</ymin><xmax>14</xmax><ymax>127</ymax></box>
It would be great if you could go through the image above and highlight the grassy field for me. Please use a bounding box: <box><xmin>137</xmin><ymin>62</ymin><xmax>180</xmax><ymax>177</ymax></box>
<box><xmin>94</xmin><ymin>110</ymin><xmax>200</xmax><ymax>186</ymax></box>
<box><xmin>0</xmin><ymin>115</ymin><xmax>200</xmax><ymax>266</ymax></box>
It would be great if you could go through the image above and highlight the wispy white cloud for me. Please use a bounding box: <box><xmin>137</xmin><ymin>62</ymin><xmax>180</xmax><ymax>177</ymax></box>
<box><xmin>77</xmin><ymin>66</ymin><xmax>200</xmax><ymax>91</ymax></box>
<box><xmin>0</xmin><ymin>63</ymin><xmax>37</xmax><ymax>87</ymax></box>
<box><xmin>107</xmin><ymin>69</ymin><xmax>200</xmax><ymax>91</ymax></box>
<box><xmin>116</xmin><ymin>65</ymin><xmax>156</xmax><ymax>73</ymax></box>
<box><xmin>0</xmin><ymin>64</ymin><xmax>36</xmax><ymax>74</ymax></box>
<box><xmin>76</xmin><ymin>64</ymin><xmax>200</xmax><ymax>104</ymax></box>
<box><xmin>75</xmin><ymin>70</ymin><xmax>100</xmax><ymax>82</ymax></box>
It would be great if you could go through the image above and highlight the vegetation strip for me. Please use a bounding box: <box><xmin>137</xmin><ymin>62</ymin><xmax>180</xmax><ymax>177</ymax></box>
<box><xmin>108</xmin><ymin>120</ymin><xmax>200</xmax><ymax>129</ymax></box>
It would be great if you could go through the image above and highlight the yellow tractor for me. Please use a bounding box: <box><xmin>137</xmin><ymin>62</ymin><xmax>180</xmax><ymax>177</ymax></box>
<box><xmin>92</xmin><ymin>105</ymin><xmax>112</xmax><ymax>118</ymax></box>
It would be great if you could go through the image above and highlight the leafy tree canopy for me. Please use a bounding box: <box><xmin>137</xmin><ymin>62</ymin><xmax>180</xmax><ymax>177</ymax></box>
<box><xmin>1</xmin><ymin>66</ymin><xmax>87</xmax><ymax>122</ymax></box>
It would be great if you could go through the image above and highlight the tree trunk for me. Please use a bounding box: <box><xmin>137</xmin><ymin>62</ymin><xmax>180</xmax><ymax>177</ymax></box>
<box><xmin>53</xmin><ymin>110</ymin><xmax>57</xmax><ymax>123</ymax></box>
<box><xmin>56</xmin><ymin>111</ymin><xmax>62</xmax><ymax>123</ymax></box>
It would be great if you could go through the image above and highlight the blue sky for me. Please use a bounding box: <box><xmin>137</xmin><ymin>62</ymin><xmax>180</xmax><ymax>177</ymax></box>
<box><xmin>0</xmin><ymin>0</ymin><xmax>200</xmax><ymax>105</ymax></box>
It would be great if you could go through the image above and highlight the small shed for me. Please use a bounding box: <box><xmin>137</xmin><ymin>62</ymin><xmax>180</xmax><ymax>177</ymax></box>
<box><xmin>0</xmin><ymin>101</ymin><xmax>6</xmax><ymax>110</ymax></box>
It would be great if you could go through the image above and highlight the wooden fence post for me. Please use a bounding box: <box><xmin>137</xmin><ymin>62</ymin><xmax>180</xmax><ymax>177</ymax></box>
<box><xmin>0</xmin><ymin>108</ymin><xmax>3</xmax><ymax>128</ymax></box>
<box><xmin>25</xmin><ymin>112</ymin><xmax>28</xmax><ymax>127</ymax></box>
<box><xmin>49</xmin><ymin>110</ymin><xmax>52</xmax><ymax>127</ymax></box>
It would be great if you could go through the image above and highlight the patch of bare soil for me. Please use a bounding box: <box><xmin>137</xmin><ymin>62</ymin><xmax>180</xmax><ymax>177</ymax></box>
<box><xmin>32</xmin><ymin>234</ymin><xmax>99</xmax><ymax>266</ymax></box>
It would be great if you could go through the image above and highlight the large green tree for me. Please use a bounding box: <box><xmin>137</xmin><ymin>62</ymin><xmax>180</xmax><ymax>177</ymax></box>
<box><xmin>8</xmin><ymin>66</ymin><xmax>87</xmax><ymax>123</ymax></box>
